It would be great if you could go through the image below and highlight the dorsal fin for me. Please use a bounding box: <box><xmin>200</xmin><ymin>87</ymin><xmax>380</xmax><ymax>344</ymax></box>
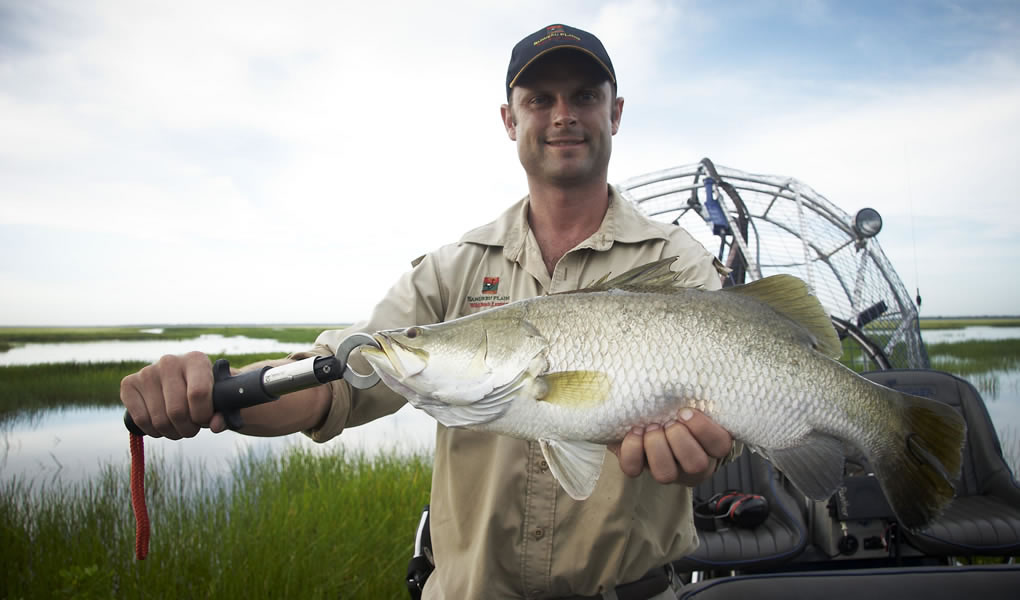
<box><xmin>724</xmin><ymin>275</ymin><xmax>843</xmax><ymax>358</ymax></box>
<box><xmin>570</xmin><ymin>257</ymin><xmax>682</xmax><ymax>295</ymax></box>
<box><xmin>565</xmin><ymin>258</ymin><xmax>841</xmax><ymax>358</ymax></box>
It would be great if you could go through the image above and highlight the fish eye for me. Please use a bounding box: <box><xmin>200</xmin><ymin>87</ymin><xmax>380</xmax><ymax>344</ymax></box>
<box><xmin>404</xmin><ymin>326</ymin><xmax>423</xmax><ymax>339</ymax></box>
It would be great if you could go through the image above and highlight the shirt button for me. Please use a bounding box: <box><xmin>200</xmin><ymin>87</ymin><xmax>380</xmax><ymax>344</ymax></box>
<box><xmin>534</xmin><ymin>528</ymin><xmax>544</xmax><ymax>540</ymax></box>
<box><xmin>538</xmin><ymin>459</ymin><xmax>549</xmax><ymax>472</ymax></box>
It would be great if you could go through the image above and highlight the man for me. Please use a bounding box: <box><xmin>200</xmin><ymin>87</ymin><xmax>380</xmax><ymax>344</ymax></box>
<box><xmin>121</xmin><ymin>24</ymin><xmax>734</xmax><ymax>599</ymax></box>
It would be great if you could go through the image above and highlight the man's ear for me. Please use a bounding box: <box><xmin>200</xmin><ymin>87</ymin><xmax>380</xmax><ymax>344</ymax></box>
<box><xmin>611</xmin><ymin>96</ymin><xmax>624</xmax><ymax>135</ymax></box>
<box><xmin>500</xmin><ymin>104</ymin><xmax>517</xmax><ymax>141</ymax></box>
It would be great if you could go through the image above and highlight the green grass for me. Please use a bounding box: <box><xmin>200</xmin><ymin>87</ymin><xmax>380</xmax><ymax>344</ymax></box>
<box><xmin>919</xmin><ymin>318</ymin><xmax>1020</xmax><ymax>330</ymax></box>
<box><xmin>0</xmin><ymin>445</ymin><xmax>432</xmax><ymax>599</ymax></box>
<box><xmin>0</xmin><ymin>327</ymin><xmax>167</xmax><ymax>343</ymax></box>
<box><xmin>0</xmin><ymin>353</ymin><xmax>293</xmax><ymax>426</ymax></box>
<box><xmin>925</xmin><ymin>339</ymin><xmax>1020</xmax><ymax>376</ymax></box>
<box><xmin>0</xmin><ymin>325</ymin><xmax>347</xmax><ymax>345</ymax></box>
<box><xmin>157</xmin><ymin>326</ymin><xmax>344</xmax><ymax>344</ymax></box>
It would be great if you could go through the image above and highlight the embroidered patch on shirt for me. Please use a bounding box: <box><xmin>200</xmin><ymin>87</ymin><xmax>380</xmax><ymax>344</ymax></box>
<box><xmin>481</xmin><ymin>277</ymin><xmax>500</xmax><ymax>294</ymax></box>
<box><xmin>467</xmin><ymin>276</ymin><xmax>510</xmax><ymax>310</ymax></box>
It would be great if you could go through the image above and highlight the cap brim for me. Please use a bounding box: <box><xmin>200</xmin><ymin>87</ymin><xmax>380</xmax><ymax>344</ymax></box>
<box><xmin>507</xmin><ymin>45</ymin><xmax>616</xmax><ymax>90</ymax></box>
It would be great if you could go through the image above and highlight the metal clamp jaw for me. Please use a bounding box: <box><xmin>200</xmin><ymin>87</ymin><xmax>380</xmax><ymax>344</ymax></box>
<box><xmin>335</xmin><ymin>332</ymin><xmax>381</xmax><ymax>389</ymax></box>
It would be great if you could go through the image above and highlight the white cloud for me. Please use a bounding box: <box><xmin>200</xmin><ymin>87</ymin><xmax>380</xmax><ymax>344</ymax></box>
<box><xmin>1</xmin><ymin>0</ymin><xmax>1017</xmax><ymax>323</ymax></box>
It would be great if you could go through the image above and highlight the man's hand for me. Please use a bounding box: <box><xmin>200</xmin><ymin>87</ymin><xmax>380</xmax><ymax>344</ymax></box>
<box><xmin>120</xmin><ymin>351</ymin><xmax>224</xmax><ymax>439</ymax></box>
<box><xmin>608</xmin><ymin>408</ymin><xmax>733</xmax><ymax>486</ymax></box>
<box><xmin>121</xmin><ymin>353</ymin><xmax>332</xmax><ymax>439</ymax></box>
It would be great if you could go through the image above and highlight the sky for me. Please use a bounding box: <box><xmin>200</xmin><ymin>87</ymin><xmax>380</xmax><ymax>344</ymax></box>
<box><xmin>1</xmin><ymin>0</ymin><xmax>1017</xmax><ymax>325</ymax></box>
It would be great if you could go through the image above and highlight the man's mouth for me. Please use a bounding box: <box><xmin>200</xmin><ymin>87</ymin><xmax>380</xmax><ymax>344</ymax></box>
<box><xmin>545</xmin><ymin>137</ymin><xmax>585</xmax><ymax>146</ymax></box>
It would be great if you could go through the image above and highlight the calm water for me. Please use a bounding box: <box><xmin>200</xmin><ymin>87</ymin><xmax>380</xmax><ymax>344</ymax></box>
<box><xmin>1</xmin><ymin>328</ymin><xmax>1018</xmax><ymax>488</ymax></box>
<box><xmin>922</xmin><ymin>326</ymin><xmax>1020</xmax><ymax>344</ymax></box>
<box><xmin>920</xmin><ymin>327</ymin><xmax>1020</xmax><ymax>451</ymax></box>
<box><xmin>1</xmin><ymin>404</ymin><xmax>436</xmax><ymax>488</ymax></box>
<box><xmin>0</xmin><ymin>334</ymin><xmax>312</xmax><ymax>366</ymax></box>
<box><xmin>0</xmin><ymin>334</ymin><xmax>438</xmax><ymax>488</ymax></box>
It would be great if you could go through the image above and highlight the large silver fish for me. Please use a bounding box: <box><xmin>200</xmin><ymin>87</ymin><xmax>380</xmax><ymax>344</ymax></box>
<box><xmin>360</xmin><ymin>258</ymin><xmax>965</xmax><ymax>530</ymax></box>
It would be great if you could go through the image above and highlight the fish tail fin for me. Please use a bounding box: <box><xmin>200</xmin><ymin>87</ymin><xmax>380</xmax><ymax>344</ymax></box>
<box><xmin>870</xmin><ymin>390</ymin><xmax>966</xmax><ymax>531</ymax></box>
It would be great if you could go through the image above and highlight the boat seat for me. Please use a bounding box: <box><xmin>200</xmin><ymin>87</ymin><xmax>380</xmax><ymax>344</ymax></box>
<box><xmin>862</xmin><ymin>369</ymin><xmax>1020</xmax><ymax>556</ymax></box>
<box><xmin>673</xmin><ymin>450</ymin><xmax>809</xmax><ymax>572</ymax></box>
<box><xmin>676</xmin><ymin>564</ymin><xmax>1020</xmax><ymax>599</ymax></box>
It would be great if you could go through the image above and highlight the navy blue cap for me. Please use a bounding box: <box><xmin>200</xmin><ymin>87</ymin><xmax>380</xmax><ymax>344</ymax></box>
<box><xmin>506</xmin><ymin>24</ymin><xmax>616</xmax><ymax>99</ymax></box>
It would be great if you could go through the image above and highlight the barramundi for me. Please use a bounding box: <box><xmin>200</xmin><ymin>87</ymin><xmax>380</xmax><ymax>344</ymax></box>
<box><xmin>360</xmin><ymin>257</ymin><xmax>966</xmax><ymax>531</ymax></box>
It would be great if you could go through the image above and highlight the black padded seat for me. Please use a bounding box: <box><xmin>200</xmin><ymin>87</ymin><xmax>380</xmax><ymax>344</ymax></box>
<box><xmin>673</xmin><ymin>451</ymin><xmax>809</xmax><ymax>572</ymax></box>
<box><xmin>676</xmin><ymin>564</ymin><xmax>1020</xmax><ymax>599</ymax></box>
<box><xmin>862</xmin><ymin>369</ymin><xmax>1020</xmax><ymax>556</ymax></box>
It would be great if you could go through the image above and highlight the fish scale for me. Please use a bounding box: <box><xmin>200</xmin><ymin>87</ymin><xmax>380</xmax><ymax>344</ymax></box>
<box><xmin>502</xmin><ymin>290</ymin><xmax>855</xmax><ymax>447</ymax></box>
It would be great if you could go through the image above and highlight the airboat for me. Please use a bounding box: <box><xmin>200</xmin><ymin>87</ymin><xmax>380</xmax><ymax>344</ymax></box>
<box><xmin>615</xmin><ymin>159</ymin><xmax>1020</xmax><ymax>598</ymax></box>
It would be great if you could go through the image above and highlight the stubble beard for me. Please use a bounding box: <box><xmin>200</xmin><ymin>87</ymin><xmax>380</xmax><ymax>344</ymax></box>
<box><xmin>521</xmin><ymin>135</ymin><xmax>611</xmax><ymax>187</ymax></box>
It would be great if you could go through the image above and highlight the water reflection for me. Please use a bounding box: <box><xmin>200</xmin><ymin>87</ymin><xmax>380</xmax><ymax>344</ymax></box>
<box><xmin>976</xmin><ymin>369</ymin><xmax>1020</xmax><ymax>426</ymax></box>
<box><xmin>0</xmin><ymin>335</ymin><xmax>313</xmax><ymax>366</ymax></box>
<box><xmin>922</xmin><ymin>326</ymin><xmax>1020</xmax><ymax>344</ymax></box>
<box><xmin>1</xmin><ymin>404</ymin><xmax>436</xmax><ymax>489</ymax></box>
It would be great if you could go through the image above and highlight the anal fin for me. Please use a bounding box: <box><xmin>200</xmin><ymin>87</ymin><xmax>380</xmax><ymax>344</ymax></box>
<box><xmin>538</xmin><ymin>438</ymin><xmax>607</xmax><ymax>501</ymax></box>
<box><xmin>759</xmin><ymin>433</ymin><xmax>847</xmax><ymax>500</ymax></box>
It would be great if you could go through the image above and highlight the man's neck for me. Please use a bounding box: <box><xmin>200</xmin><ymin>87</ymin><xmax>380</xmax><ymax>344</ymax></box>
<box><xmin>526</xmin><ymin>178</ymin><xmax>611</xmax><ymax>276</ymax></box>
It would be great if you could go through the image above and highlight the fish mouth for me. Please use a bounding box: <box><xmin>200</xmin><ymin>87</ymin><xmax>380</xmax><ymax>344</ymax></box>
<box><xmin>361</xmin><ymin>332</ymin><xmax>427</xmax><ymax>379</ymax></box>
<box><xmin>359</xmin><ymin>333</ymin><xmax>400</xmax><ymax>376</ymax></box>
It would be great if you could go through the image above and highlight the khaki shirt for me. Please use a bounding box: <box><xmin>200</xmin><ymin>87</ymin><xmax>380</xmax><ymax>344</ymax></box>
<box><xmin>293</xmin><ymin>186</ymin><xmax>724</xmax><ymax>599</ymax></box>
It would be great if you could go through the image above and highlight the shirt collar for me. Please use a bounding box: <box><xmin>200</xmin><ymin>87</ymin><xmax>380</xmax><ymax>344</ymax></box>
<box><xmin>459</xmin><ymin>185</ymin><xmax>672</xmax><ymax>261</ymax></box>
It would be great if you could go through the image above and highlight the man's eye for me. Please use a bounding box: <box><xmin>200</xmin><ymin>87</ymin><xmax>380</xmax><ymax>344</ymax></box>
<box><xmin>578</xmin><ymin>91</ymin><xmax>597</xmax><ymax>102</ymax></box>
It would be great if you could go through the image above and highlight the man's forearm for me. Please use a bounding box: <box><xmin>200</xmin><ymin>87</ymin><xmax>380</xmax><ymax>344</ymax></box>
<box><xmin>233</xmin><ymin>358</ymin><xmax>334</xmax><ymax>437</ymax></box>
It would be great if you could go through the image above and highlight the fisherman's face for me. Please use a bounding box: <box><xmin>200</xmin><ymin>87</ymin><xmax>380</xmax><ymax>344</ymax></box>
<box><xmin>501</xmin><ymin>51</ymin><xmax>623</xmax><ymax>188</ymax></box>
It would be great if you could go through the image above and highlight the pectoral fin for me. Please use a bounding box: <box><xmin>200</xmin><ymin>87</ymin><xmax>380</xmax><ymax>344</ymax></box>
<box><xmin>539</xmin><ymin>438</ymin><xmax>607</xmax><ymax>501</ymax></box>
<box><xmin>538</xmin><ymin>371</ymin><xmax>612</xmax><ymax>408</ymax></box>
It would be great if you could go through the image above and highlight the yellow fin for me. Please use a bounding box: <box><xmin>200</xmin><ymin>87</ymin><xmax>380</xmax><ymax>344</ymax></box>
<box><xmin>539</xmin><ymin>371</ymin><xmax>612</xmax><ymax>408</ymax></box>
<box><xmin>724</xmin><ymin>275</ymin><xmax>843</xmax><ymax>358</ymax></box>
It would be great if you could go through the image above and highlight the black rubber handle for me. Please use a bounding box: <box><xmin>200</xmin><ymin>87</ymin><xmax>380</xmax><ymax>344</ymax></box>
<box><xmin>123</xmin><ymin>358</ymin><xmax>278</xmax><ymax>437</ymax></box>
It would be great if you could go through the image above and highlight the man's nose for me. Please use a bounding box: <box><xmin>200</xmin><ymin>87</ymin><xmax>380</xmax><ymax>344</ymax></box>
<box><xmin>551</xmin><ymin>97</ymin><xmax>577</xmax><ymax>126</ymax></box>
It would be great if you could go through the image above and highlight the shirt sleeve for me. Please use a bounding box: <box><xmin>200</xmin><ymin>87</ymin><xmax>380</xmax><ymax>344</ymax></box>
<box><xmin>288</xmin><ymin>253</ymin><xmax>446</xmax><ymax>442</ymax></box>
<box><xmin>662</xmin><ymin>228</ymin><xmax>728</xmax><ymax>291</ymax></box>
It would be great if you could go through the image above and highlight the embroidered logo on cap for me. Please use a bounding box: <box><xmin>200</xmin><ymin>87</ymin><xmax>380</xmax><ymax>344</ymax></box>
<box><xmin>534</xmin><ymin>24</ymin><xmax>581</xmax><ymax>47</ymax></box>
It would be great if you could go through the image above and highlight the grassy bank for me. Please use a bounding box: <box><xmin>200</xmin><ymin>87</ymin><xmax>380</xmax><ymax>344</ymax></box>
<box><xmin>0</xmin><ymin>353</ymin><xmax>289</xmax><ymax>425</ymax></box>
<box><xmin>926</xmin><ymin>339</ymin><xmax>1020</xmax><ymax>376</ymax></box>
<box><xmin>0</xmin><ymin>325</ymin><xmax>346</xmax><ymax>345</ymax></box>
<box><xmin>1</xmin><ymin>446</ymin><xmax>433</xmax><ymax>599</ymax></box>
<box><xmin>919</xmin><ymin>318</ymin><xmax>1020</xmax><ymax>330</ymax></box>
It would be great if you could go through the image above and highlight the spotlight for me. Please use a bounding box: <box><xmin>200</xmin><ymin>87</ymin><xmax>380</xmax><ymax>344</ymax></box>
<box><xmin>853</xmin><ymin>208</ymin><xmax>883</xmax><ymax>239</ymax></box>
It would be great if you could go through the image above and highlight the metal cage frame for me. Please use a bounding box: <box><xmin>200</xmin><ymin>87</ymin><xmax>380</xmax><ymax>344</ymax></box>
<box><xmin>617</xmin><ymin>158</ymin><xmax>928</xmax><ymax>370</ymax></box>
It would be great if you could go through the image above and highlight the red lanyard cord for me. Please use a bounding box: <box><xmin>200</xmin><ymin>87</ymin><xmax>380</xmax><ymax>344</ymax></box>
<box><xmin>129</xmin><ymin>432</ymin><xmax>150</xmax><ymax>560</ymax></box>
